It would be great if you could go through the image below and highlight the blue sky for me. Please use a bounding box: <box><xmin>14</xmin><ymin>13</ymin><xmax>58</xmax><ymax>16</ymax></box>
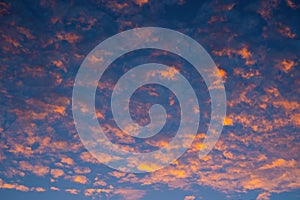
<box><xmin>0</xmin><ymin>0</ymin><xmax>300</xmax><ymax>199</ymax></box>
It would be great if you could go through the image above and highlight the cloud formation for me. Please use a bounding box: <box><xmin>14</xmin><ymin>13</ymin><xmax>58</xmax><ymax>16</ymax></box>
<box><xmin>0</xmin><ymin>0</ymin><xmax>299</xmax><ymax>199</ymax></box>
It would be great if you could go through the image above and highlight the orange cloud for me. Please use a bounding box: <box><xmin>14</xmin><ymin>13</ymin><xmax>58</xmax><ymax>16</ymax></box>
<box><xmin>34</xmin><ymin>187</ymin><xmax>46</xmax><ymax>192</ymax></box>
<box><xmin>257</xmin><ymin>0</ymin><xmax>279</xmax><ymax>20</ymax></box>
<box><xmin>68</xmin><ymin>175</ymin><xmax>89</xmax><ymax>184</ymax></box>
<box><xmin>19</xmin><ymin>161</ymin><xmax>49</xmax><ymax>177</ymax></box>
<box><xmin>286</xmin><ymin>0</ymin><xmax>300</xmax><ymax>9</ymax></box>
<box><xmin>80</xmin><ymin>152</ymin><xmax>99</xmax><ymax>164</ymax></box>
<box><xmin>16</xmin><ymin>26</ymin><xmax>35</xmax><ymax>39</ymax></box>
<box><xmin>93</xmin><ymin>178</ymin><xmax>107</xmax><ymax>187</ymax></box>
<box><xmin>256</xmin><ymin>192</ymin><xmax>271</xmax><ymax>200</ymax></box>
<box><xmin>0</xmin><ymin>178</ymin><xmax>45</xmax><ymax>193</ymax></box>
<box><xmin>52</xmin><ymin>60</ymin><xmax>67</xmax><ymax>73</ymax></box>
<box><xmin>84</xmin><ymin>188</ymin><xmax>112</xmax><ymax>197</ymax></box>
<box><xmin>0</xmin><ymin>181</ymin><xmax>29</xmax><ymax>192</ymax></box>
<box><xmin>61</xmin><ymin>157</ymin><xmax>74</xmax><ymax>165</ymax></box>
<box><xmin>184</xmin><ymin>195</ymin><xmax>196</xmax><ymax>200</ymax></box>
<box><xmin>159</xmin><ymin>66</ymin><xmax>179</xmax><ymax>80</ymax></box>
<box><xmin>74</xmin><ymin>167</ymin><xmax>91</xmax><ymax>174</ymax></box>
<box><xmin>224</xmin><ymin>117</ymin><xmax>233</xmax><ymax>126</ymax></box>
<box><xmin>65</xmin><ymin>189</ymin><xmax>80</xmax><ymax>195</ymax></box>
<box><xmin>0</xmin><ymin>2</ymin><xmax>10</xmax><ymax>16</ymax></box>
<box><xmin>114</xmin><ymin>188</ymin><xmax>147</xmax><ymax>200</ymax></box>
<box><xmin>137</xmin><ymin>163</ymin><xmax>161</xmax><ymax>172</ymax></box>
<box><xmin>51</xmin><ymin>169</ymin><xmax>64</xmax><ymax>178</ymax></box>
<box><xmin>56</xmin><ymin>32</ymin><xmax>81</xmax><ymax>44</ymax></box>
<box><xmin>279</xmin><ymin>59</ymin><xmax>296</xmax><ymax>72</ymax></box>
<box><xmin>108</xmin><ymin>171</ymin><xmax>127</xmax><ymax>179</ymax></box>
<box><xmin>213</xmin><ymin>46</ymin><xmax>255</xmax><ymax>65</ymax></box>
<box><xmin>50</xmin><ymin>186</ymin><xmax>60</xmax><ymax>191</ymax></box>
<box><xmin>277</xmin><ymin>22</ymin><xmax>296</xmax><ymax>39</ymax></box>
<box><xmin>259</xmin><ymin>159</ymin><xmax>296</xmax><ymax>170</ymax></box>
<box><xmin>133</xmin><ymin>0</ymin><xmax>148</xmax><ymax>7</ymax></box>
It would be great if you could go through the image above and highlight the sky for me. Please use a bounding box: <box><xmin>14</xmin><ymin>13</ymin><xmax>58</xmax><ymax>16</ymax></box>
<box><xmin>0</xmin><ymin>0</ymin><xmax>300</xmax><ymax>199</ymax></box>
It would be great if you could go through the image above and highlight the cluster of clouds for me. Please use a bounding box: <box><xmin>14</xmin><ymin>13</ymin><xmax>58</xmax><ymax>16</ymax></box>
<box><xmin>1</xmin><ymin>0</ymin><xmax>299</xmax><ymax>199</ymax></box>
